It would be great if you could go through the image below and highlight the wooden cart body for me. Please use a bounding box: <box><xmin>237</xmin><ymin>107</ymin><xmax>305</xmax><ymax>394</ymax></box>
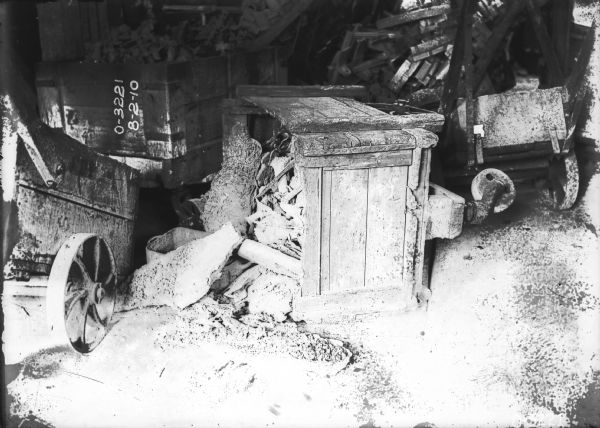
<box><xmin>452</xmin><ymin>86</ymin><xmax>571</xmax><ymax>167</ymax></box>
<box><xmin>3</xmin><ymin>123</ymin><xmax>139</xmax><ymax>286</ymax></box>
<box><xmin>224</xmin><ymin>94</ymin><xmax>446</xmax><ymax>321</ymax></box>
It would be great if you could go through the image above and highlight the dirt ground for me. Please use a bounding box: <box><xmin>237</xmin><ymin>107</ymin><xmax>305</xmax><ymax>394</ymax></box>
<box><xmin>3</xmin><ymin>151</ymin><xmax>600</xmax><ymax>428</ymax></box>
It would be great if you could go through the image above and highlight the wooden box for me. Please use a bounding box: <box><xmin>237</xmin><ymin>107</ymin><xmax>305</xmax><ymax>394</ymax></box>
<box><xmin>234</xmin><ymin>96</ymin><xmax>442</xmax><ymax>321</ymax></box>
<box><xmin>36</xmin><ymin>48</ymin><xmax>284</xmax><ymax>161</ymax></box>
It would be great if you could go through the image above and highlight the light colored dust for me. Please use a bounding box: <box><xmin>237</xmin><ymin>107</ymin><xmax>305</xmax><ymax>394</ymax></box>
<box><xmin>6</xmin><ymin>180</ymin><xmax>600</xmax><ymax>427</ymax></box>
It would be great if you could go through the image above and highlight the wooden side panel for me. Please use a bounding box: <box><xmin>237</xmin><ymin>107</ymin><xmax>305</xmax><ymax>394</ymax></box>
<box><xmin>365</xmin><ymin>166</ymin><xmax>409</xmax><ymax>290</ymax></box>
<box><xmin>11</xmin><ymin>187</ymin><xmax>135</xmax><ymax>278</ymax></box>
<box><xmin>327</xmin><ymin>168</ymin><xmax>369</xmax><ymax>292</ymax></box>
<box><xmin>301</xmin><ymin>167</ymin><xmax>321</xmax><ymax>297</ymax></box>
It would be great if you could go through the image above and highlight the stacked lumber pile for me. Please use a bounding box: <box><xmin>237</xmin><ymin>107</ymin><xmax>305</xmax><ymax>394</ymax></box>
<box><xmin>327</xmin><ymin>0</ymin><xmax>506</xmax><ymax>103</ymax></box>
<box><xmin>246</xmin><ymin>132</ymin><xmax>304</xmax><ymax>260</ymax></box>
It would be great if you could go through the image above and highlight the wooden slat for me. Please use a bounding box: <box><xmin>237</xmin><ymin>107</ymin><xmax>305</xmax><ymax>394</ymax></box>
<box><xmin>463</xmin><ymin>0</ymin><xmax>477</xmax><ymax>167</ymax></box>
<box><xmin>376</xmin><ymin>5</ymin><xmax>451</xmax><ymax>29</ymax></box>
<box><xmin>236</xmin><ymin>85</ymin><xmax>368</xmax><ymax>100</ymax></box>
<box><xmin>301</xmin><ymin>167</ymin><xmax>322</xmax><ymax>297</ymax></box>
<box><xmin>364</xmin><ymin>166</ymin><xmax>408</xmax><ymax>290</ymax></box>
<box><xmin>328</xmin><ymin>168</ymin><xmax>369</xmax><ymax>292</ymax></box>
<box><xmin>297</xmin><ymin>151</ymin><xmax>413</xmax><ymax>169</ymax></box>
<box><xmin>293</xmin><ymin>286</ymin><xmax>412</xmax><ymax>323</ymax></box>
<box><xmin>413</xmin><ymin>148</ymin><xmax>432</xmax><ymax>295</ymax></box>
<box><xmin>320</xmin><ymin>170</ymin><xmax>333</xmax><ymax>293</ymax></box>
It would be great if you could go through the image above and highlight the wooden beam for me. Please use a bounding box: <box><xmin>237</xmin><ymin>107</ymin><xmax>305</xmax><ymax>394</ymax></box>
<box><xmin>463</xmin><ymin>0</ymin><xmax>479</xmax><ymax>167</ymax></box>
<box><xmin>525</xmin><ymin>0</ymin><xmax>564</xmax><ymax>87</ymax></box>
<box><xmin>473</xmin><ymin>0</ymin><xmax>524</xmax><ymax>93</ymax></box>
<box><xmin>439</xmin><ymin>0</ymin><xmax>470</xmax><ymax>118</ymax></box>
<box><xmin>551</xmin><ymin>0</ymin><xmax>574</xmax><ymax>75</ymax></box>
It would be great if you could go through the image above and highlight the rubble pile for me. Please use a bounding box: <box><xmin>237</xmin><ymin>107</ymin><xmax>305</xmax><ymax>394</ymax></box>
<box><xmin>156</xmin><ymin>297</ymin><xmax>351</xmax><ymax>364</ymax></box>
<box><xmin>328</xmin><ymin>0</ymin><xmax>506</xmax><ymax>103</ymax></box>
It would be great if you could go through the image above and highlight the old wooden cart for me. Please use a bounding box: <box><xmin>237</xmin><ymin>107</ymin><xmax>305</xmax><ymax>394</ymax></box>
<box><xmin>2</xmin><ymin>110</ymin><xmax>139</xmax><ymax>353</ymax></box>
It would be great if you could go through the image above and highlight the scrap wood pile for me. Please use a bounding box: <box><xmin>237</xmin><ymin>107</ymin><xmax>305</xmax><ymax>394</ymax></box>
<box><xmin>85</xmin><ymin>0</ymin><xmax>313</xmax><ymax>63</ymax></box>
<box><xmin>247</xmin><ymin>131</ymin><xmax>304</xmax><ymax>260</ymax></box>
<box><xmin>327</xmin><ymin>0</ymin><xmax>507</xmax><ymax>104</ymax></box>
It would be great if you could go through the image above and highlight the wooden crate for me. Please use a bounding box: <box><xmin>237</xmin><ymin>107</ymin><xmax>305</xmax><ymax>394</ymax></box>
<box><xmin>232</xmin><ymin>96</ymin><xmax>442</xmax><ymax>321</ymax></box>
<box><xmin>36</xmin><ymin>48</ymin><xmax>284</xmax><ymax>161</ymax></box>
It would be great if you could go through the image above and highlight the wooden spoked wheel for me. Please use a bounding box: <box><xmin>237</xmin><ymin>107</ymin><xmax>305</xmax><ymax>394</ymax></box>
<box><xmin>46</xmin><ymin>234</ymin><xmax>117</xmax><ymax>353</ymax></box>
<box><xmin>548</xmin><ymin>151</ymin><xmax>579</xmax><ymax>210</ymax></box>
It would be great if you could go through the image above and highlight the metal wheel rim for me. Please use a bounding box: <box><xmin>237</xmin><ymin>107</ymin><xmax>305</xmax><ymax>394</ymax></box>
<box><xmin>548</xmin><ymin>151</ymin><xmax>579</xmax><ymax>210</ymax></box>
<box><xmin>46</xmin><ymin>234</ymin><xmax>117</xmax><ymax>353</ymax></box>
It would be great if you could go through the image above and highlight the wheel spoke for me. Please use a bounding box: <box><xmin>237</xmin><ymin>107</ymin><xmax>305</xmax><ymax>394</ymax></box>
<box><xmin>93</xmin><ymin>237</ymin><xmax>101</xmax><ymax>282</ymax></box>
<box><xmin>89</xmin><ymin>302</ymin><xmax>109</xmax><ymax>327</ymax></box>
<box><xmin>65</xmin><ymin>290</ymin><xmax>90</xmax><ymax>344</ymax></box>
<box><xmin>102</xmin><ymin>272</ymin><xmax>115</xmax><ymax>289</ymax></box>
<box><xmin>73</xmin><ymin>256</ymin><xmax>93</xmax><ymax>285</ymax></box>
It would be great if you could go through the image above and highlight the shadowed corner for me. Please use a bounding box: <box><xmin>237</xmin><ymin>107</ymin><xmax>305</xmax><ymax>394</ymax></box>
<box><xmin>568</xmin><ymin>371</ymin><xmax>600</xmax><ymax>428</ymax></box>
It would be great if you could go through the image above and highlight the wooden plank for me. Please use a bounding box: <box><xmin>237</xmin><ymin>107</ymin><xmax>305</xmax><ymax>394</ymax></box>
<box><xmin>464</xmin><ymin>0</ymin><xmax>477</xmax><ymax>167</ymax></box>
<box><xmin>293</xmin><ymin>286</ymin><xmax>411</xmax><ymax>323</ymax></box>
<box><xmin>376</xmin><ymin>5</ymin><xmax>451</xmax><ymax>29</ymax></box>
<box><xmin>236</xmin><ymin>85</ymin><xmax>368</xmax><ymax>99</ymax></box>
<box><xmin>440</xmin><ymin>0</ymin><xmax>470</xmax><ymax>118</ymax></box>
<box><xmin>300</xmin><ymin>167</ymin><xmax>321</xmax><ymax>297</ymax></box>
<box><xmin>402</xmin><ymin>149</ymin><xmax>422</xmax><ymax>302</ymax></box>
<box><xmin>298</xmin><ymin>151</ymin><xmax>413</xmax><ymax>169</ymax></box>
<box><xmin>552</xmin><ymin>0</ymin><xmax>573</xmax><ymax>75</ymax></box>
<box><xmin>328</xmin><ymin>168</ymin><xmax>369</xmax><ymax>292</ymax></box>
<box><xmin>364</xmin><ymin>166</ymin><xmax>408</xmax><ymax>290</ymax></box>
<box><xmin>244</xmin><ymin>96</ymin><xmax>443</xmax><ymax>133</ymax></box>
<box><xmin>473</xmin><ymin>0</ymin><xmax>525</xmax><ymax>93</ymax></box>
<box><xmin>320</xmin><ymin>170</ymin><xmax>333</xmax><ymax>293</ymax></box>
<box><xmin>294</xmin><ymin>129</ymin><xmax>416</xmax><ymax>157</ymax></box>
<box><xmin>525</xmin><ymin>0</ymin><xmax>564</xmax><ymax>87</ymax></box>
<box><xmin>413</xmin><ymin>148</ymin><xmax>432</xmax><ymax>295</ymax></box>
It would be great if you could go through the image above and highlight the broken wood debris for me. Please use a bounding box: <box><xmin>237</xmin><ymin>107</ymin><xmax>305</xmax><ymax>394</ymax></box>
<box><xmin>247</xmin><ymin>132</ymin><xmax>305</xmax><ymax>261</ymax></box>
<box><xmin>328</xmin><ymin>0</ymin><xmax>508</xmax><ymax>105</ymax></box>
